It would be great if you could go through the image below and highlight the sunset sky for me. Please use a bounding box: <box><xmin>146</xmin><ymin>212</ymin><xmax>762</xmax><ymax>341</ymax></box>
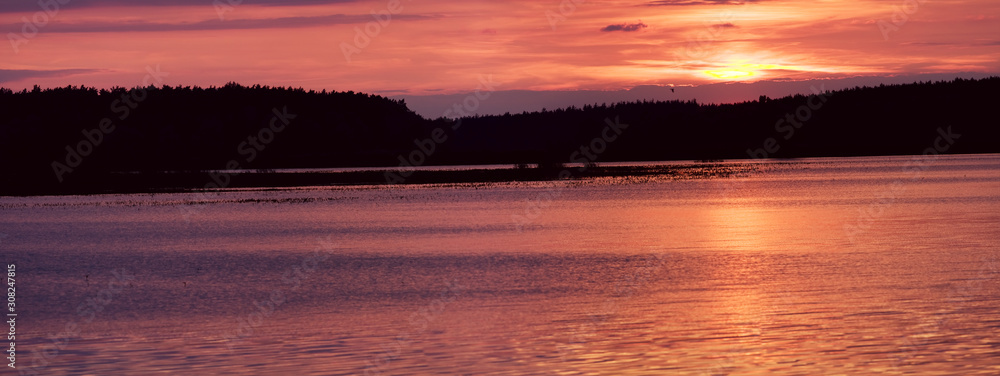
<box><xmin>2</xmin><ymin>0</ymin><xmax>998</xmax><ymax>113</ymax></box>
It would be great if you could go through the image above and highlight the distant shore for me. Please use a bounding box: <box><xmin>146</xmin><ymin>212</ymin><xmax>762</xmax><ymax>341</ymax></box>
<box><xmin>4</xmin><ymin>78</ymin><xmax>996</xmax><ymax>196</ymax></box>
<box><xmin>0</xmin><ymin>163</ymin><xmax>759</xmax><ymax>197</ymax></box>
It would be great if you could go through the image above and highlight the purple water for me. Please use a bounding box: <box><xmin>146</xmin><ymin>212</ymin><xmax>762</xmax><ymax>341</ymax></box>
<box><xmin>2</xmin><ymin>154</ymin><xmax>999</xmax><ymax>375</ymax></box>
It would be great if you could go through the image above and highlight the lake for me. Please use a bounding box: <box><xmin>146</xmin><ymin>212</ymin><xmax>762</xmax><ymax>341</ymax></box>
<box><xmin>2</xmin><ymin>154</ymin><xmax>999</xmax><ymax>375</ymax></box>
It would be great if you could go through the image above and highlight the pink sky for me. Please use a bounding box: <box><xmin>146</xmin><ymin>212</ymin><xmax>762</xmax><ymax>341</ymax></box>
<box><xmin>2</xmin><ymin>0</ymin><xmax>998</xmax><ymax>100</ymax></box>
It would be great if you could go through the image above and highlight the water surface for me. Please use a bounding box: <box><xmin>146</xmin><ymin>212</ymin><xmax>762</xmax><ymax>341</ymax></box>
<box><xmin>2</xmin><ymin>154</ymin><xmax>999</xmax><ymax>375</ymax></box>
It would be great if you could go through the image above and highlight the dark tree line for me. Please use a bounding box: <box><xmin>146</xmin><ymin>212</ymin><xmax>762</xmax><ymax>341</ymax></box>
<box><xmin>438</xmin><ymin>77</ymin><xmax>998</xmax><ymax>164</ymax></box>
<box><xmin>1</xmin><ymin>83</ymin><xmax>441</xmax><ymax>193</ymax></box>
<box><xmin>1</xmin><ymin>78</ymin><xmax>997</xmax><ymax>194</ymax></box>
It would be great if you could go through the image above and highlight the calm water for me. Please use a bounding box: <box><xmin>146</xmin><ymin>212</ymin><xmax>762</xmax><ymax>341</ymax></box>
<box><xmin>2</xmin><ymin>154</ymin><xmax>999</xmax><ymax>375</ymax></box>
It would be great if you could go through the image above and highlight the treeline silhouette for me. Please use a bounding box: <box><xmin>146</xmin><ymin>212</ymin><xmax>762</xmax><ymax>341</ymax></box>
<box><xmin>1</xmin><ymin>77</ymin><xmax>997</xmax><ymax>194</ymax></box>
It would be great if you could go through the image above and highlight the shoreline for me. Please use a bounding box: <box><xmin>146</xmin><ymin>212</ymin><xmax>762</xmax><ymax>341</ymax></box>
<box><xmin>1</xmin><ymin>163</ymin><xmax>758</xmax><ymax>197</ymax></box>
<box><xmin>4</xmin><ymin>152</ymin><xmax>996</xmax><ymax>197</ymax></box>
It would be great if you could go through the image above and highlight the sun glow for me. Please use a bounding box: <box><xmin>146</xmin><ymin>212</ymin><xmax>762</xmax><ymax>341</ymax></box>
<box><xmin>704</xmin><ymin>63</ymin><xmax>805</xmax><ymax>80</ymax></box>
<box><xmin>704</xmin><ymin>70</ymin><xmax>755</xmax><ymax>79</ymax></box>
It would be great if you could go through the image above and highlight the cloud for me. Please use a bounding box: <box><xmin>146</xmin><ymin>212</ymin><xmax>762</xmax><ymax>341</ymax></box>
<box><xmin>646</xmin><ymin>0</ymin><xmax>759</xmax><ymax>5</ymax></box>
<box><xmin>712</xmin><ymin>22</ymin><xmax>737</xmax><ymax>28</ymax></box>
<box><xmin>0</xmin><ymin>13</ymin><xmax>439</xmax><ymax>33</ymax></box>
<box><xmin>0</xmin><ymin>69</ymin><xmax>102</xmax><ymax>84</ymax></box>
<box><xmin>901</xmin><ymin>40</ymin><xmax>1000</xmax><ymax>47</ymax></box>
<box><xmin>965</xmin><ymin>15</ymin><xmax>996</xmax><ymax>21</ymax></box>
<box><xmin>601</xmin><ymin>22</ymin><xmax>648</xmax><ymax>32</ymax></box>
<box><xmin>0</xmin><ymin>0</ymin><xmax>360</xmax><ymax>14</ymax></box>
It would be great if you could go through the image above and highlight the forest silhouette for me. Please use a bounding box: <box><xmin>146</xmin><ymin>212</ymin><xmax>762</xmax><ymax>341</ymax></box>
<box><xmin>1</xmin><ymin>77</ymin><xmax>997</xmax><ymax>195</ymax></box>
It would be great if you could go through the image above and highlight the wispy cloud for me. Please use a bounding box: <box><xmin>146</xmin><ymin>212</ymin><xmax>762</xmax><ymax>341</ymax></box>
<box><xmin>0</xmin><ymin>13</ymin><xmax>439</xmax><ymax>33</ymax></box>
<box><xmin>0</xmin><ymin>0</ymin><xmax>360</xmax><ymax>14</ymax></box>
<box><xmin>601</xmin><ymin>22</ymin><xmax>648</xmax><ymax>32</ymax></box>
<box><xmin>646</xmin><ymin>0</ymin><xmax>760</xmax><ymax>6</ymax></box>
<box><xmin>0</xmin><ymin>69</ymin><xmax>102</xmax><ymax>84</ymax></box>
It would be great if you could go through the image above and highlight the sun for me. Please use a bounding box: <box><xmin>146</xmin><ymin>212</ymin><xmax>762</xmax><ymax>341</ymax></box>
<box><xmin>704</xmin><ymin>70</ymin><xmax>755</xmax><ymax>79</ymax></box>
<box><xmin>703</xmin><ymin>63</ymin><xmax>808</xmax><ymax>81</ymax></box>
